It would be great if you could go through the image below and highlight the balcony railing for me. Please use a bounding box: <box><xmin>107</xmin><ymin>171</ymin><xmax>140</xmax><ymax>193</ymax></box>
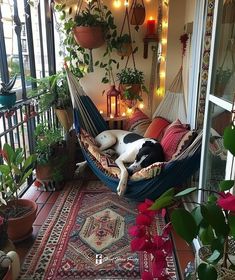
<box><xmin>0</xmin><ymin>98</ymin><xmax>58</xmax><ymax>190</ymax></box>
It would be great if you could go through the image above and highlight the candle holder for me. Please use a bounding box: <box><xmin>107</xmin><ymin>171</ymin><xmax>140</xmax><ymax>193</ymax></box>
<box><xmin>106</xmin><ymin>85</ymin><xmax>120</xmax><ymax>117</ymax></box>
<box><xmin>143</xmin><ymin>18</ymin><xmax>158</xmax><ymax>58</ymax></box>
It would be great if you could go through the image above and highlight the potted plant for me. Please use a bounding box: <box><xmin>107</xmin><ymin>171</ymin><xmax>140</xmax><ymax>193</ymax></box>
<box><xmin>30</xmin><ymin>72</ymin><xmax>73</xmax><ymax>132</ymax></box>
<box><xmin>0</xmin><ymin>143</ymin><xmax>37</xmax><ymax>242</ymax></box>
<box><xmin>34</xmin><ymin>123</ymin><xmax>66</xmax><ymax>188</ymax></box>
<box><xmin>0</xmin><ymin>75</ymin><xmax>17</xmax><ymax>108</ymax></box>
<box><xmin>117</xmin><ymin>67</ymin><xmax>148</xmax><ymax>107</ymax></box>
<box><xmin>145</xmin><ymin>123</ymin><xmax>235</xmax><ymax>280</ymax></box>
<box><xmin>215</xmin><ymin>67</ymin><xmax>233</xmax><ymax>97</ymax></box>
<box><xmin>114</xmin><ymin>34</ymin><xmax>132</xmax><ymax>58</ymax></box>
<box><xmin>130</xmin><ymin>1</ymin><xmax>146</xmax><ymax>30</ymax></box>
<box><xmin>73</xmin><ymin>1</ymin><xmax>110</xmax><ymax>49</ymax></box>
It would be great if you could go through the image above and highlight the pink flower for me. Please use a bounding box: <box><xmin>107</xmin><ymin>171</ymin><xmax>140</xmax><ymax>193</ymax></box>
<box><xmin>152</xmin><ymin>257</ymin><xmax>167</xmax><ymax>278</ymax></box>
<box><xmin>128</xmin><ymin>225</ymin><xmax>146</xmax><ymax>238</ymax></box>
<box><xmin>131</xmin><ymin>237</ymin><xmax>150</xmax><ymax>251</ymax></box>
<box><xmin>136</xmin><ymin>213</ymin><xmax>153</xmax><ymax>226</ymax></box>
<box><xmin>138</xmin><ymin>199</ymin><xmax>156</xmax><ymax>218</ymax></box>
<box><xmin>217</xmin><ymin>193</ymin><xmax>235</xmax><ymax>211</ymax></box>
<box><xmin>141</xmin><ymin>271</ymin><xmax>153</xmax><ymax>280</ymax></box>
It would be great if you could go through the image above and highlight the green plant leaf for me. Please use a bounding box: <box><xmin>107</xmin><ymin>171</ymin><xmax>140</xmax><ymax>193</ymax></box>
<box><xmin>223</xmin><ymin>125</ymin><xmax>235</xmax><ymax>156</ymax></box>
<box><xmin>0</xmin><ymin>165</ymin><xmax>10</xmax><ymax>174</ymax></box>
<box><xmin>219</xmin><ymin>180</ymin><xmax>234</xmax><ymax>191</ymax></box>
<box><xmin>228</xmin><ymin>214</ymin><xmax>235</xmax><ymax>239</ymax></box>
<box><xmin>201</xmin><ymin>204</ymin><xmax>229</xmax><ymax>237</ymax></box>
<box><xmin>149</xmin><ymin>187</ymin><xmax>174</xmax><ymax>210</ymax></box>
<box><xmin>191</xmin><ymin>206</ymin><xmax>203</xmax><ymax>226</ymax></box>
<box><xmin>3</xmin><ymin>143</ymin><xmax>14</xmax><ymax>164</ymax></box>
<box><xmin>199</xmin><ymin>225</ymin><xmax>215</xmax><ymax>245</ymax></box>
<box><xmin>175</xmin><ymin>187</ymin><xmax>197</xmax><ymax>197</ymax></box>
<box><xmin>171</xmin><ymin>208</ymin><xmax>198</xmax><ymax>243</ymax></box>
<box><xmin>206</xmin><ymin>249</ymin><xmax>221</xmax><ymax>264</ymax></box>
<box><xmin>197</xmin><ymin>263</ymin><xmax>217</xmax><ymax>280</ymax></box>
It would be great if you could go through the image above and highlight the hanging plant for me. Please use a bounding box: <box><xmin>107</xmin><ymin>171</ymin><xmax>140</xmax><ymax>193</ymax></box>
<box><xmin>130</xmin><ymin>0</ymin><xmax>146</xmax><ymax>31</ymax></box>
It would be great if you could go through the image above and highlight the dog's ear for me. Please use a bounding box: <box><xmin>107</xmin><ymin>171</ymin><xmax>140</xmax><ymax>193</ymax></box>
<box><xmin>142</xmin><ymin>141</ymin><xmax>156</xmax><ymax>148</ymax></box>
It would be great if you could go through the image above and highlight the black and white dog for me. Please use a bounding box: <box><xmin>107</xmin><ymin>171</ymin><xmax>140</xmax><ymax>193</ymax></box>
<box><xmin>95</xmin><ymin>130</ymin><xmax>164</xmax><ymax>196</ymax></box>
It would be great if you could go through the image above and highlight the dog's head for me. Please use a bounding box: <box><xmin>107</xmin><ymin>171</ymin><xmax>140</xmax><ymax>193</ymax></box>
<box><xmin>127</xmin><ymin>141</ymin><xmax>165</xmax><ymax>176</ymax></box>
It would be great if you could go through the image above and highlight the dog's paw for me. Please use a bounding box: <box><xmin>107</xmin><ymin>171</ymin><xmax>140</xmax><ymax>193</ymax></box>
<box><xmin>117</xmin><ymin>184</ymin><xmax>126</xmax><ymax>196</ymax></box>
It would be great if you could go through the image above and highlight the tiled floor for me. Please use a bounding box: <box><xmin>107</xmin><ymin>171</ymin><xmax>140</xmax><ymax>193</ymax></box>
<box><xmin>15</xmin><ymin>168</ymin><xmax>195</xmax><ymax>279</ymax></box>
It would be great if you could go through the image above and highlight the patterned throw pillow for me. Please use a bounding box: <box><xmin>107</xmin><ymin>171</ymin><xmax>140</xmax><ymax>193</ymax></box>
<box><xmin>79</xmin><ymin>129</ymin><xmax>164</xmax><ymax>181</ymax></box>
<box><xmin>125</xmin><ymin>108</ymin><xmax>151</xmax><ymax>136</ymax></box>
<box><xmin>161</xmin><ymin>119</ymin><xmax>190</xmax><ymax>161</ymax></box>
<box><xmin>171</xmin><ymin>130</ymin><xmax>198</xmax><ymax>159</ymax></box>
<box><xmin>144</xmin><ymin>117</ymin><xmax>170</xmax><ymax>141</ymax></box>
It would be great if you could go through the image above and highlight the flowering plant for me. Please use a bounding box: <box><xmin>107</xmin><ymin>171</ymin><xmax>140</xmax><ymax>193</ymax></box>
<box><xmin>129</xmin><ymin>199</ymin><xmax>173</xmax><ymax>280</ymax></box>
<box><xmin>149</xmin><ymin>123</ymin><xmax>235</xmax><ymax>280</ymax></box>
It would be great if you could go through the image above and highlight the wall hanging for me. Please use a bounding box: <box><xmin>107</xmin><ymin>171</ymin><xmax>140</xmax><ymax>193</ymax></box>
<box><xmin>130</xmin><ymin>0</ymin><xmax>146</xmax><ymax>31</ymax></box>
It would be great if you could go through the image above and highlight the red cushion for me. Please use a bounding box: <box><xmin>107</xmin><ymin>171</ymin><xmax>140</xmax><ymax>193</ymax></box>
<box><xmin>160</xmin><ymin>119</ymin><xmax>190</xmax><ymax>161</ymax></box>
<box><xmin>144</xmin><ymin>117</ymin><xmax>170</xmax><ymax>140</ymax></box>
<box><xmin>125</xmin><ymin>108</ymin><xmax>151</xmax><ymax>136</ymax></box>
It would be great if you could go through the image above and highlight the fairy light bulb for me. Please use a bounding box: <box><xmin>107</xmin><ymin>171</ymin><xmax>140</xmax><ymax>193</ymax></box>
<box><xmin>139</xmin><ymin>103</ymin><xmax>144</xmax><ymax>109</ymax></box>
<box><xmin>160</xmin><ymin>72</ymin><xmax>166</xmax><ymax>78</ymax></box>
<box><xmin>127</xmin><ymin>108</ymin><xmax>133</xmax><ymax>115</ymax></box>
<box><xmin>113</xmin><ymin>0</ymin><xmax>121</xmax><ymax>8</ymax></box>
<box><xmin>124</xmin><ymin>0</ymin><xmax>129</xmax><ymax>6</ymax></box>
<box><xmin>162</xmin><ymin>20</ymin><xmax>168</xmax><ymax>28</ymax></box>
<box><xmin>162</xmin><ymin>38</ymin><xmax>167</xmax><ymax>45</ymax></box>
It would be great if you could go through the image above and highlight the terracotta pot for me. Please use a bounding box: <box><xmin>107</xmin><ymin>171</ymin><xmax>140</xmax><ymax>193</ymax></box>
<box><xmin>55</xmin><ymin>108</ymin><xmax>73</xmax><ymax>132</ymax></box>
<box><xmin>6</xmin><ymin>199</ymin><xmax>37</xmax><ymax>242</ymax></box>
<box><xmin>130</xmin><ymin>6</ymin><xmax>146</xmax><ymax>26</ymax></box>
<box><xmin>73</xmin><ymin>26</ymin><xmax>105</xmax><ymax>49</ymax></box>
<box><xmin>117</xmin><ymin>43</ymin><xmax>132</xmax><ymax>57</ymax></box>
<box><xmin>119</xmin><ymin>83</ymin><xmax>142</xmax><ymax>96</ymax></box>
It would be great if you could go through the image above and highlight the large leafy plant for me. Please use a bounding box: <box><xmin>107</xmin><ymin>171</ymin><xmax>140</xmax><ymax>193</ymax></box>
<box><xmin>0</xmin><ymin>75</ymin><xmax>17</xmax><ymax>96</ymax></box>
<box><xmin>149</xmin><ymin>123</ymin><xmax>235</xmax><ymax>280</ymax></box>
<box><xmin>0</xmin><ymin>143</ymin><xmax>36</xmax><ymax>212</ymax></box>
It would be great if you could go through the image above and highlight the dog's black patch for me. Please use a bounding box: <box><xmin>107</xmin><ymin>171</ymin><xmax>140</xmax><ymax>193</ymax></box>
<box><xmin>123</xmin><ymin>133</ymin><xmax>143</xmax><ymax>144</ymax></box>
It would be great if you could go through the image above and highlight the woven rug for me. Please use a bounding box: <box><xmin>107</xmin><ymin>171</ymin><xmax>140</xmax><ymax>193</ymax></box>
<box><xmin>20</xmin><ymin>180</ymin><xmax>179</xmax><ymax>280</ymax></box>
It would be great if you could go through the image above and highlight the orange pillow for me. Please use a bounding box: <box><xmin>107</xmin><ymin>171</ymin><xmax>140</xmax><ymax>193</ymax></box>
<box><xmin>144</xmin><ymin>117</ymin><xmax>170</xmax><ymax>140</ymax></box>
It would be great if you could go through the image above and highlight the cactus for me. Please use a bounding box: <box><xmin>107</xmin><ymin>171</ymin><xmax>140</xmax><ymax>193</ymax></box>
<box><xmin>0</xmin><ymin>74</ymin><xmax>17</xmax><ymax>95</ymax></box>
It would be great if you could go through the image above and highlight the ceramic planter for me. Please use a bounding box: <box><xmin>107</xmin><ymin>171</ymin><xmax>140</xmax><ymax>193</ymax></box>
<box><xmin>117</xmin><ymin>43</ymin><xmax>132</xmax><ymax>57</ymax></box>
<box><xmin>73</xmin><ymin>26</ymin><xmax>105</xmax><ymax>49</ymax></box>
<box><xmin>130</xmin><ymin>6</ymin><xmax>146</xmax><ymax>26</ymax></box>
<box><xmin>55</xmin><ymin>108</ymin><xmax>73</xmax><ymax>132</ymax></box>
<box><xmin>5</xmin><ymin>199</ymin><xmax>37</xmax><ymax>242</ymax></box>
<box><xmin>0</xmin><ymin>93</ymin><xmax>16</xmax><ymax>108</ymax></box>
<box><xmin>119</xmin><ymin>84</ymin><xmax>141</xmax><ymax>108</ymax></box>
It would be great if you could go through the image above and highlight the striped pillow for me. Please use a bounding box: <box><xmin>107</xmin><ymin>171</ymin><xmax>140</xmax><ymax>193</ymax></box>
<box><xmin>161</xmin><ymin>119</ymin><xmax>190</xmax><ymax>161</ymax></box>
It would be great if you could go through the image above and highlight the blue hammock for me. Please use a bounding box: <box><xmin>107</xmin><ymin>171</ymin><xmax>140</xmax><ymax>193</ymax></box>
<box><xmin>67</xmin><ymin>69</ymin><xmax>202</xmax><ymax>201</ymax></box>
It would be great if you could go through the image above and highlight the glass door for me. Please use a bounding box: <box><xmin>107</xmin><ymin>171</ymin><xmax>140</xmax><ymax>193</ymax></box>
<box><xmin>199</xmin><ymin>0</ymin><xmax>235</xmax><ymax>199</ymax></box>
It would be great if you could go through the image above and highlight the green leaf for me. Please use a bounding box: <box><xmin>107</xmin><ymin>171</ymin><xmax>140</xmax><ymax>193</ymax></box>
<box><xmin>201</xmin><ymin>204</ymin><xmax>229</xmax><ymax>237</ymax></box>
<box><xmin>206</xmin><ymin>249</ymin><xmax>221</xmax><ymax>264</ymax></box>
<box><xmin>171</xmin><ymin>208</ymin><xmax>198</xmax><ymax>243</ymax></box>
<box><xmin>219</xmin><ymin>180</ymin><xmax>234</xmax><ymax>191</ymax></box>
<box><xmin>149</xmin><ymin>188</ymin><xmax>174</xmax><ymax>210</ymax></box>
<box><xmin>191</xmin><ymin>206</ymin><xmax>203</xmax><ymax>226</ymax></box>
<box><xmin>175</xmin><ymin>187</ymin><xmax>197</xmax><ymax>197</ymax></box>
<box><xmin>197</xmin><ymin>263</ymin><xmax>217</xmax><ymax>280</ymax></box>
<box><xmin>228</xmin><ymin>214</ymin><xmax>235</xmax><ymax>239</ymax></box>
<box><xmin>223</xmin><ymin>125</ymin><xmax>235</xmax><ymax>156</ymax></box>
<box><xmin>0</xmin><ymin>165</ymin><xmax>10</xmax><ymax>174</ymax></box>
<box><xmin>199</xmin><ymin>225</ymin><xmax>215</xmax><ymax>245</ymax></box>
<box><xmin>3</xmin><ymin>143</ymin><xmax>14</xmax><ymax>164</ymax></box>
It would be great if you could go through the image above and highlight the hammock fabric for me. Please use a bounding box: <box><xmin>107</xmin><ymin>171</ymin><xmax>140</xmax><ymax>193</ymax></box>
<box><xmin>66</xmin><ymin>69</ymin><xmax>202</xmax><ymax>201</ymax></box>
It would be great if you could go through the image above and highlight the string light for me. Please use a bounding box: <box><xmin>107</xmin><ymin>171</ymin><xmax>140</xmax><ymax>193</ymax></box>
<box><xmin>99</xmin><ymin>110</ymin><xmax>104</xmax><ymax>114</ymax></box>
<box><xmin>124</xmin><ymin>0</ymin><xmax>129</xmax><ymax>6</ymax></box>
<box><xmin>122</xmin><ymin>112</ymin><xmax>126</xmax><ymax>117</ymax></box>
<box><xmin>113</xmin><ymin>0</ymin><xmax>122</xmax><ymax>8</ymax></box>
<box><xmin>156</xmin><ymin>87</ymin><xmax>165</xmax><ymax>96</ymax></box>
<box><xmin>162</xmin><ymin>38</ymin><xmax>167</xmax><ymax>45</ymax></box>
<box><xmin>138</xmin><ymin>103</ymin><xmax>144</xmax><ymax>109</ymax></box>
<box><xmin>127</xmin><ymin>108</ymin><xmax>133</xmax><ymax>115</ymax></box>
<box><xmin>162</xmin><ymin>21</ymin><xmax>168</xmax><ymax>28</ymax></box>
<box><xmin>160</xmin><ymin>72</ymin><xmax>166</xmax><ymax>78</ymax></box>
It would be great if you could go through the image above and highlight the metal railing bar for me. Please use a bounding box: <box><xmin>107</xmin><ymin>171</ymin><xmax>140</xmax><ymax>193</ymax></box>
<box><xmin>0</xmin><ymin>5</ymin><xmax>9</xmax><ymax>83</ymax></box>
<box><xmin>13</xmin><ymin>0</ymin><xmax>27</xmax><ymax>99</ymax></box>
<box><xmin>38</xmin><ymin>2</ymin><xmax>45</xmax><ymax>77</ymax></box>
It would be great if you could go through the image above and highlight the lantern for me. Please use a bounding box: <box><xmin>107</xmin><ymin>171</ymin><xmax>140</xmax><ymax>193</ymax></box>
<box><xmin>106</xmin><ymin>85</ymin><xmax>120</xmax><ymax>117</ymax></box>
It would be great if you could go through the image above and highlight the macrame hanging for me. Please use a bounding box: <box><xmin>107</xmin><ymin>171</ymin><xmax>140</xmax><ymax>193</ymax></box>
<box><xmin>130</xmin><ymin>0</ymin><xmax>146</xmax><ymax>31</ymax></box>
<box><xmin>73</xmin><ymin>0</ymin><xmax>106</xmax><ymax>72</ymax></box>
<box><xmin>118</xmin><ymin>3</ymin><xmax>142</xmax><ymax>108</ymax></box>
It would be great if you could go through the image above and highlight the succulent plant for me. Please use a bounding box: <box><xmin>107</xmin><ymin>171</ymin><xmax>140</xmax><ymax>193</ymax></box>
<box><xmin>0</xmin><ymin>75</ymin><xmax>17</xmax><ymax>95</ymax></box>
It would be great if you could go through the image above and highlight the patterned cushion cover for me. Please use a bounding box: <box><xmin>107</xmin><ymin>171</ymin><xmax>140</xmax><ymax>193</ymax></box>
<box><xmin>144</xmin><ymin>117</ymin><xmax>170</xmax><ymax>141</ymax></box>
<box><xmin>79</xmin><ymin>129</ymin><xmax>164</xmax><ymax>181</ymax></box>
<box><xmin>171</xmin><ymin>130</ymin><xmax>198</xmax><ymax>159</ymax></box>
<box><xmin>160</xmin><ymin>119</ymin><xmax>190</xmax><ymax>161</ymax></box>
<box><xmin>125</xmin><ymin>108</ymin><xmax>151</xmax><ymax>136</ymax></box>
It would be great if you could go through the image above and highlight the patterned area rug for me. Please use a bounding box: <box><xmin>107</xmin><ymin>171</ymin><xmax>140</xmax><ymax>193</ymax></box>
<box><xmin>20</xmin><ymin>181</ymin><xmax>179</xmax><ymax>280</ymax></box>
